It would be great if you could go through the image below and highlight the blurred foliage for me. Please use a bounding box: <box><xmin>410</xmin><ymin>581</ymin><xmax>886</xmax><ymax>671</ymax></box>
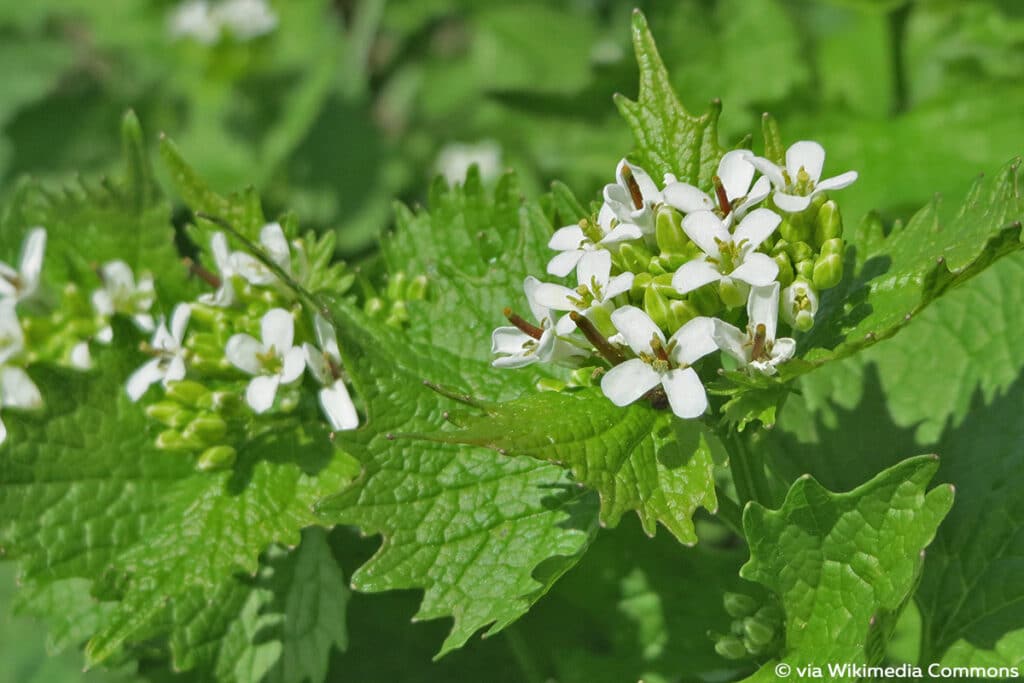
<box><xmin>1</xmin><ymin>0</ymin><xmax>1023</xmax><ymax>680</ymax></box>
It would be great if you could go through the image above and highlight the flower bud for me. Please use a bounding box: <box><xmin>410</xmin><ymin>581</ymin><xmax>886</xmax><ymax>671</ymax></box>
<box><xmin>156</xmin><ymin>429</ymin><xmax>202</xmax><ymax>451</ymax></box>
<box><xmin>585</xmin><ymin>303</ymin><xmax>616</xmax><ymax>339</ymax></box>
<box><xmin>536</xmin><ymin>378</ymin><xmax>566</xmax><ymax>393</ymax></box>
<box><xmin>630</xmin><ymin>272</ymin><xmax>653</xmax><ymax>299</ymax></box>
<box><xmin>618</xmin><ymin>243</ymin><xmax>652</xmax><ymax>273</ymax></box>
<box><xmin>813</xmin><ymin>252</ymin><xmax>843</xmax><ymax>290</ymax></box>
<box><xmin>407</xmin><ymin>275</ymin><xmax>429</xmax><ymax>301</ymax></box>
<box><xmin>743</xmin><ymin>616</ymin><xmax>776</xmax><ymax>647</ymax></box>
<box><xmin>795</xmin><ymin>259</ymin><xmax>814</xmax><ymax>281</ymax></box>
<box><xmin>364</xmin><ymin>297</ymin><xmax>386</xmax><ymax>317</ymax></box>
<box><xmin>145</xmin><ymin>401</ymin><xmax>194</xmax><ymax>428</ymax></box>
<box><xmin>723</xmin><ymin>592</ymin><xmax>759</xmax><ymax>618</ymax></box>
<box><xmin>644</xmin><ymin>286</ymin><xmax>675</xmax><ymax>331</ymax></box>
<box><xmin>165</xmin><ymin>380</ymin><xmax>211</xmax><ymax>407</ymax></box>
<box><xmin>779</xmin><ymin>216</ymin><xmax>810</xmax><ymax>244</ymax></box>
<box><xmin>786</xmin><ymin>241</ymin><xmax>814</xmax><ymax>265</ymax></box>
<box><xmin>183</xmin><ymin>415</ymin><xmax>228</xmax><ymax>443</ymax></box>
<box><xmin>814</xmin><ymin>200</ymin><xmax>843</xmax><ymax>246</ymax></box>
<box><xmin>386</xmin><ymin>272</ymin><xmax>407</xmax><ymax>302</ymax></box>
<box><xmin>197</xmin><ymin>445</ymin><xmax>237</xmax><ymax>471</ymax></box>
<box><xmin>655</xmin><ymin>206</ymin><xmax>689</xmax><ymax>254</ymax></box>
<box><xmin>819</xmin><ymin>237</ymin><xmax>844</xmax><ymax>257</ymax></box>
<box><xmin>714</xmin><ymin>636</ymin><xmax>748</xmax><ymax>661</ymax></box>
<box><xmin>773</xmin><ymin>251</ymin><xmax>795</xmax><ymax>288</ymax></box>
<box><xmin>688</xmin><ymin>283</ymin><xmax>723</xmax><ymax>316</ymax></box>
<box><xmin>718</xmin><ymin>277</ymin><xmax>749</xmax><ymax>309</ymax></box>
<box><xmin>761</xmin><ymin>113</ymin><xmax>785</xmax><ymax>165</ymax></box>
<box><xmin>782</xmin><ymin>279</ymin><xmax>819</xmax><ymax>332</ymax></box>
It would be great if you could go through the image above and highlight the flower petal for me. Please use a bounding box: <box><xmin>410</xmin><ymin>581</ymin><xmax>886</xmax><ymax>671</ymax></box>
<box><xmin>523</xmin><ymin>275</ymin><xmax>551</xmax><ymax>322</ymax></box>
<box><xmin>815</xmin><ymin>170</ymin><xmax>859</xmax><ymax>193</ymax></box>
<box><xmin>732</xmin><ymin>208</ymin><xmax>781</xmax><ymax>250</ymax></box>
<box><xmin>599</xmin><ymin>223</ymin><xmax>644</xmax><ymax>244</ymax></box>
<box><xmin>548</xmin><ymin>224</ymin><xmax>587</xmax><ymax>251</ymax></box>
<box><xmin>170</xmin><ymin>304</ymin><xmax>191</xmax><ymax>344</ymax></box>
<box><xmin>313</xmin><ymin>313</ymin><xmax>341</xmax><ymax>360</ymax></box>
<box><xmin>546</xmin><ymin>250</ymin><xmax>584</xmax><ymax>278</ymax></box>
<box><xmin>1</xmin><ymin>366</ymin><xmax>43</xmax><ymax>410</ymax></box>
<box><xmin>100</xmin><ymin>260</ymin><xmax>135</xmax><ymax>290</ymax></box>
<box><xmin>0</xmin><ymin>417</ymin><xmax>6</xmax><ymax>446</ymax></box>
<box><xmin>260</xmin><ymin>223</ymin><xmax>291</xmax><ymax>266</ymax></box>
<box><xmin>261</xmin><ymin>308</ymin><xmax>294</xmax><ymax>351</ymax></box>
<box><xmin>492</xmin><ymin>327</ymin><xmax>531</xmax><ymax>355</ymax></box>
<box><xmin>600</xmin><ymin>358</ymin><xmax>661</xmax><ymax>407</ymax></box>
<box><xmin>718</xmin><ymin>150</ymin><xmax>755</xmax><ymax>201</ymax></box>
<box><xmin>91</xmin><ymin>289</ymin><xmax>114</xmax><ymax>317</ymax></box>
<box><xmin>492</xmin><ymin>352</ymin><xmax>537</xmax><ymax>369</ymax></box>
<box><xmin>663</xmin><ymin>182</ymin><xmax>715</xmax><ymax>214</ymax></box>
<box><xmin>746</xmin><ymin>154</ymin><xmax>786</xmax><ymax>189</ymax></box>
<box><xmin>772</xmin><ymin>192</ymin><xmax>813</xmax><ymax>213</ymax></box>
<box><xmin>225</xmin><ymin>333</ymin><xmax>264</xmax><ymax>375</ymax></box>
<box><xmin>210</xmin><ymin>232</ymin><xmax>233</xmax><ymax>272</ymax></box>
<box><xmin>69</xmin><ymin>341</ymin><xmax>93</xmax><ymax>370</ymax></box>
<box><xmin>280</xmin><ymin>346</ymin><xmax>306</xmax><ymax>384</ymax></box>
<box><xmin>661</xmin><ymin>367</ymin><xmax>707</xmax><ymax>419</ymax></box>
<box><xmin>669</xmin><ymin>316</ymin><xmax>718</xmax><ymax>365</ymax></box>
<box><xmin>681</xmin><ymin>211</ymin><xmax>729</xmax><ymax>258</ymax></box>
<box><xmin>232</xmin><ymin>252</ymin><xmax>277</xmax><ymax>285</ymax></box>
<box><xmin>747</xmin><ymin>282</ymin><xmax>780</xmax><ymax>342</ymax></box>
<box><xmin>771</xmin><ymin>337</ymin><xmax>796</xmax><ymax>365</ymax></box>
<box><xmin>320</xmin><ymin>380</ymin><xmax>359</xmax><ymax>430</ymax></box>
<box><xmin>672</xmin><ymin>259</ymin><xmax>721</xmax><ymax>295</ymax></box>
<box><xmin>19</xmin><ymin>228</ymin><xmax>46</xmax><ymax>290</ymax></box>
<box><xmin>165</xmin><ymin>356</ymin><xmax>187</xmax><ymax>384</ymax></box>
<box><xmin>531</xmin><ymin>283</ymin><xmax>576</xmax><ymax>312</ymax></box>
<box><xmin>610</xmin><ymin>305</ymin><xmax>663</xmax><ymax>355</ymax></box>
<box><xmin>786</xmin><ymin>141</ymin><xmax>825</xmax><ymax>183</ymax></box>
<box><xmin>304</xmin><ymin>342</ymin><xmax>332</xmax><ymax>384</ymax></box>
<box><xmin>577</xmin><ymin>249</ymin><xmax>612</xmax><ymax>290</ymax></box>
<box><xmin>604</xmin><ymin>272</ymin><xmax>634</xmax><ymax>300</ymax></box>
<box><xmin>246</xmin><ymin>375</ymin><xmax>280</xmax><ymax>413</ymax></box>
<box><xmin>710</xmin><ymin>319</ymin><xmax>748</xmax><ymax>365</ymax></box>
<box><xmin>729</xmin><ymin>253</ymin><xmax>779</xmax><ymax>287</ymax></box>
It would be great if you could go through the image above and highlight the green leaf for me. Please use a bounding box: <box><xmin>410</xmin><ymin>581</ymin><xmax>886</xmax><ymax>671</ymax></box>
<box><xmin>797</xmin><ymin>158</ymin><xmax>1024</xmax><ymax>370</ymax></box>
<box><xmin>614</xmin><ymin>10</ymin><xmax>728</xmax><ymax>187</ymax></box>
<box><xmin>317</xmin><ymin>299</ymin><xmax>598</xmax><ymax>657</ymax></box>
<box><xmin>739</xmin><ymin>456</ymin><xmax>953</xmax><ymax>680</ymax></box>
<box><xmin>426</xmin><ymin>389</ymin><xmax>717</xmax><ymax>545</ymax></box>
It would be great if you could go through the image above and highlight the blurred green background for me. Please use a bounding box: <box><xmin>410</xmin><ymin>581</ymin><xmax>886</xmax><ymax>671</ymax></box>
<box><xmin>1</xmin><ymin>0</ymin><xmax>1022</xmax><ymax>680</ymax></box>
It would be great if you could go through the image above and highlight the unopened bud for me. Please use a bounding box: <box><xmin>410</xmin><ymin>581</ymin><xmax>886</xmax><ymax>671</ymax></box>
<box><xmin>688</xmin><ymin>283</ymin><xmax>723</xmax><ymax>316</ymax></box>
<box><xmin>386</xmin><ymin>272</ymin><xmax>408</xmax><ymax>301</ymax></box>
<box><xmin>536</xmin><ymin>378</ymin><xmax>566</xmax><ymax>392</ymax></box>
<box><xmin>385</xmin><ymin>300</ymin><xmax>409</xmax><ymax>327</ymax></box>
<box><xmin>773</xmin><ymin>251</ymin><xmax>795</xmax><ymax>288</ymax></box>
<box><xmin>795</xmin><ymin>259</ymin><xmax>814</xmax><ymax>281</ymax></box>
<box><xmin>631</xmin><ymin>272</ymin><xmax>653</xmax><ymax>299</ymax></box>
<box><xmin>743</xmin><ymin>617</ymin><xmax>776</xmax><ymax>647</ymax></box>
<box><xmin>786</xmin><ymin>241</ymin><xmax>814</xmax><ymax>264</ymax></box>
<box><xmin>618</xmin><ymin>243</ymin><xmax>652</xmax><ymax>273</ymax></box>
<box><xmin>644</xmin><ymin>286</ymin><xmax>675</xmax><ymax>331</ymax></box>
<box><xmin>718</xmin><ymin>277</ymin><xmax>748</xmax><ymax>309</ymax></box>
<box><xmin>715</xmin><ymin>636</ymin><xmax>748</xmax><ymax>660</ymax></box>
<box><xmin>364</xmin><ymin>297</ymin><xmax>386</xmax><ymax>317</ymax></box>
<box><xmin>813</xmin><ymin>252</ymin><xmax>843</xmax><ymax>290</ymax></box>
<box><xmin>779</xmin><ymin>216</ymin><xmax>810</xmax><ymax>244</ymax></box>
<box><xmin>407</xmin><ymin>275</ymin><xmax>429</xmax><ymax>300</ymax></box>
<box><xmin>819</xmin><ymin>237</ymin><xmax>844</xmax><ymax>257</ymax></box>
<box><xmin>655</xmin><ymin>206</ymin><xmax>689</xmax><ymax>254</ymax></box>
<box><xmin>585</xmin><ymin>303</ymin><xmax>617</xmax><ymax>339</ymax></box>
<box><xmin>197</xmin><ymin>445</ymin><xmax>237</xmax><ymax>471</ymax></box>
<box><xmin>156</xmin><ymin>429</ymin><xmax>201</xmax><ymax>451</ymax></box>
<box><xmin>183</xmin><ymin>415</ymin><xmax>228</xmax><ymax>443</ymax></box>
<box><xmin>165</xmin><ymin>380</ymin><xmax>210</xmax><ymax>407</ymax></box>
<box><xmin>145</xmin><ymin>401</ymin><xmax>194</xmax><ymax>428</ymax></box>
<box><xmin>782</xmin><ymin>279</ymin><xmax>819</xmax><ymax>332</ymax></box>
<box><xmin>814</xmin><ymin>200</ymin><xmax>843</xmax><ymax>246</ymax></box>
<box><xmin>723</xmin><ymin>592</ymin><xmax>759</xmax><ymax>618</ymax></box>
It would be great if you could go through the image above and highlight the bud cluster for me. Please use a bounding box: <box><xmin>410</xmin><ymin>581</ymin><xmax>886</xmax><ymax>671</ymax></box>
<box><xmin>492</xmin><ymin>139</ymin><xmax>857</xmax><ymax>419</ymax></box>
<box><xmin>712</xmin><ymin>591</ymin><xmax>784</xmax><ymax>661</ymax></box>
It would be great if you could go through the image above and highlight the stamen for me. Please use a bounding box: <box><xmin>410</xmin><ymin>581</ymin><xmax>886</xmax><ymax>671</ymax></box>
<box><xmin>751</xmin><ymin>323</ymin><xmax>768</xmax><ymax>361</ymax></box>
<box><xmin>650</xmin><ymin>336</ymin><xmax>670</xmax><ymax>363</ymax></box>
<box><xmin>183</xmin><ymin>257</ymin><xmax>223</xmax><ymax>289</ymax></box>
<box><xmin>569</xmin><ymin>312</ymin><xmax>625</xmax><ymax>365</ymax></box>
<box><xmin>621</xmin><ymin>164</ymin><xmax>645</xmax><ymax>210</ymax></box>
<box><xmin>504</xmin><ymin>307</ymin><xmax>544</xmax><ymax>340</ymax></box>
<box><xmin>712</xmin><ymin>175</ymin><xmax>732</xmax><ymax>215</ymax></box>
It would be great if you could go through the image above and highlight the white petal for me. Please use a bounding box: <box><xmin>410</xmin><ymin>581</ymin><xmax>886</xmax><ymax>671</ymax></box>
<box><xmin>773</xmin><ymin>192</ymin><xmax>813</xmax><ymax>213</ymax></box>
<box><xmin>280</xmin><ymin>346</ymin><xmax>306</xmax><ymax>384</ymax></box>
<box><xmin>577</xmin><ymin>250</ymin><xmax>611</xmax><ymax>290</ymax></box>
<box><xmin>732</xmin><ymin>208</ymin><xmax>781</xmax><ymax>250</ymax></box>
<box><xmin>232</xmin><ymin>252</ymin><xmax>276</xmax><ymax>285</ymax></box>
<box><xmin>0</xmin><ymin>271</ymin><xmax>15</xmax><ymax>298</ymax></box>
<box><xmin>746</xmin><ymin>154</ymin><xmax>786</xmax><ymax>189</ymax></box>
<box><xmin>710</xmin><ymin>319</ymin><xmax>748</xmax><ymax>365</ymax></box>
<box><xmin>546</xmin><ymin>250</ymin><xmax>584</xmax><ymax>278</ymax></box>
<box><xmin>681</xmin><ymin>211</ymin><xmax>729</xmax><ymax>258</ymax></box>
<box><xmin>815</xmin><ymin>170</ymin><xmax>859</xmax><ymax>193</ymax></box>
<box><xmin>492</xmin><ymin>351</ymin><xmax>538</xmax><ymax>369</ymax></box>
<box><xmin>555</xmin><ymin>313</ymin><xmax>577</xmax><ymax>335</ymax></box>
<box><xmin>91</xmin><ymin>289</ymin><xmax>114</xmax><ymax>316</ymax></box>
<box><xmin>610</xmin><ymin>305</ymin><xmax>663</xmax><ymax>355</ymax></box>
<box><xmin>729</xmin><ymin>253</ymin><xmax>779</xmax><ymax>287</ymax></box>
<box><xmin>101</xmin><ymin>260</ymin><xmax>136</xmax><ymax>290</ymax></box>
<box><xmin>164</xmin><ymin>356</ymin><xmax>187</xmax><ymax>384</ymax></box>
<box><xmin>70</xmin><ymin>341</ymin><xmax>93</xmax><ymax>370</ymax></box>
<box><xmin>320</xmin><ymin>380</ymin><xmax>359</xmax><ymax>430</ymax></box>
<box><xmin>628</xmin><ymin>162</ymin><xmax>661</xmax><ymax>202</ymax></box>
<box><xmin>96</xmin><ymin>325</ymin><xmax>114</xmax><ymax>344</ymax></box>
<box><xmin>260</xmin><ymin>223</ymin><xmax>290</xmax><ymax>267</ymax></box>
<box><xmin>1</xmin><ymin>366</ymin><xmax>43</xmax><ymax>410</ymax></box>
<box><xmin>133</xmin><ymin>314</ymin><xmax>155</xmax><ymax>333</ymax></box>
<box><xmin>672</xmin><ymin>259</ymin><xmax>721</xmax><ymax>295</ymax></box>
<box><xmin>600</xmin><ymin>358</ymin><xmax>661</xmax><ymax>407</ymax></box>
<box><xmin>225</xmin><ymin>334</ymin><xmax>264</xmax><ymax>375</ymax></box>
<box><xmin>718</xmin><ymin>150</ymin><xmax>755</xmax><ymax>201</ymax></box>
<box><xmin>261</xmin><ymin>308</ymin><xmax>294</xmax><ymax>351</ymax></box>
<box><xmin>786</xmin><ymin>141</ymin><xmax>825</xmax><ymax>183</ymax></box>
<box><xmin>599</xmin><ymin>223</ymin><xmax>644</xmax><ymax>244</ymax></box>
<box><xmin>663</xmin><ymin>183</ymin><xmax>715</xmax><ymax>214</ymax></box>
<box><xmin>740</xmin><ymin>176</ymin><xmax>772</xmax><ymax>212</ymax></box>
<box><xmin>597</xmin><ymin>203</ymin><xmax>616</xmax><ymax>231</ymax></box>
<box><xmin>0</xmin><ymin>302</ymin><xmax>24</xmax><ymax>363</ymax></box>
<box><xmin>661</xmin><ymin>367</ymin><xmax>707</xmax><ymax>419</ymax></box>
<box><xmin>771</xmin><ymin>337</ymin><xmax>796</xmax><ymax>365</ymax></box>
<box><xmin>151</xmin><ymin>321</ymin><xmax>175</xmax><ymax>351</ymax></box>
<box><xmin>492</xmin><ymin>327</ymin><xmax>532</xmax><ymax>355</ymax></box>
<box><xmin>523</xmin><ymin>276</ymin><xmax>550</xmax><ymax>323</ymax></box>
<box><xmin>669</xmin><ymin>316</ymin><xmax>718</xmax><ymax>365</ymax></box>
<box><xmin>246</xmin><ymin>375</ymin><xmax>280</xmax><ymax>413</ymax></box>
<box><xmin>0</xmin><ymin>417</ymin><xmax>5</xmax><ymax>445</ymax></box>
<box><xmin>313</xmin><ymin>313</ymin><xmax>340</xmax><ymax>360</ymax></box>
<box><xmin>548</xmin><ymin>225</ymin><xmax>587</xmax><ymax>251</ymax></box>
<box><xmin>603</xmin><ymin>184</ymin><xmax>634</xmax><ymax>217</ymax></box>
<box><xmin>747</xmin><ymin>282</ymin><xmax>781</xmax><ymax>342</ymax></box>
<box><xmin>19</xmin><ymin>228</ymin><xmax>47</xmax><ymax>289</ymax></box>
<box><xmin>304</xmin><ymin>342</ymin><xmax>332</xmax><ymax>384</ymax></box>
<box><xmin>170</xmin><ymin>304</ymin><xmax>191</xmax><ymax>344</ymax></box>
<box><xmin>603</xmin><ymin>272</ymin><xmax>634</xmax><ymax>300</ymax></box>
<box><xmin>210</xmin><ymin>232</ymin><xmax>234</xmax><ymax>273</ymax></box>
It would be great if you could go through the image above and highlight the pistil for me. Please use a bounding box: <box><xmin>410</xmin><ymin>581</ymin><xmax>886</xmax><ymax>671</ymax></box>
<box><xmin>504</xmin><ymin>307</ymin><xmax>544</xmax><ymax>340</ymax></box>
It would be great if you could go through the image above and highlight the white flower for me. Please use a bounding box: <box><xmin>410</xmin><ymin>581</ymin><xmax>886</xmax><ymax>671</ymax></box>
<box><xmin>532</xmin><ymin>250</ymin><xmax>634</xmax><ymax>334</ymax></box>
<box><xmin>781</xmin><ymin>279</ymin><xmax>819</xmax><ymax>331</ymax></box>
<box><xmin>600</xmin><ymin>307</ymin><xmax>717</xmax><ymax>419</ymax></box>
<box><xmin>436</xmin><ymin>141</ymin><xmax>503</xmax><ymax>185</ymax></box>
<box><xmin>672</xmin><ymin>209</ymin><xmax>781</xmax><ymax>295</ymax></box>
<box><xmin>233</xmin><ymin>223</ymin><xmax>291</xmax><ymax>286</ymax></box>
<box><xmin>92</xmin><ymin>261</ymin><xmax>156</xmax><ymax>343</ymax></box>
<box><xmin>491</xmin><ymin>277</ymin><xmax>586</xmax><ymax>369</ymax></box>
<box><xmin>602</xmin><ymin>159</ymin><xmax>662</xmax><ymax>236</ymax></box>
<box><xmin>0</xmin><ymin>301</ymin><xmax>24</xmax><ymax>366</ymax></box>
<box><xmin>169</xmin><ymin>0</ymin><xmax>220</xmax><ymax>44</ymax></box>
<box><xmin>126</xmin><ymin>304</ymin><xmax>191</xmax><ymax>402</ymax></box>
<box><xmin>303</xmin><ymin>313</ymin><xmax>358</xmax><ymax>431</ymax></box>
<box><xmin>214</xmin><ymin>0</ymin><xmax>278</xmax><ymax>40</ymax></box>
<box><xmin>662</xmin><ymin>150</ymin><xmax>770</xmax><ymax>222</ymax></box>
<box><xmin>198</xmin><ymin>232</ymin><xmax>238</xmax><ymax>307</ymax></box>
<box><xmin>225</xmin><ymin>308</ymin><xmax>305</xmax><ymax>413</ymax></box>
<box><xmin>0</xmin><ymin>227</ymin><xmax>46</xmax><ymax>304</ymax></box>
<box><xmin>712</xmin><ymin>283</ymin><xmax>795</xmax><ymax>376</ymax></box>
<box><xmin>69</xmin><ymin>341</ymin><xmax>93</xmax><ymax>370</ymax></box>
<box><xmin>546</xmin><ymin>215</ymin><xmax>643</xmax><ymax>278</ymax></box>
<box><xmin>747</xmin><ymin>141</ymin><xmax>858</xmax><ymax>213</ymax></box>
<box><xmin>0</xmin><ymin>364</ymin><xmax>44</xmax><ymax>447</ymax></box>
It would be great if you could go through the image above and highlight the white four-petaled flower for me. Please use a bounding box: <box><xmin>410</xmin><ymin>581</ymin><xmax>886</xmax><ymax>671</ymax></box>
<box><xmin>303</xmin><ymin>313</ymin><xmax>359</xmax><ymax>431</ymax></box>
<box><xmin>233</xmin><ymin>223</ymin><xmax>291</xmax><ymax>286</ymax></box>
<box><xmin>663</xmin><ymin>150</ymin><xmax>770</xmax><ymax>222</ymax></box>
<box><xmin>92</xmin><ymin>260</ymin><xmax>156</xmax><ymax>343</ymax></box>
<box><xmin>672</xmin><ymin>208</ymin><xmax>781</xmax><ymax>295</ymax></box>
<box><xmin>225</xmin><ymin>308</ymin><xmax>305</xmax><ymax>413</ymax></box>
<box><xmin>781</xmin><ymin>279</ymin><xmax>819</xmax><ymax>331</ymax></box>
<box><xmin>600</xmin><ymin>306</ymin><xmax>717</xmax><ymax>419</ymax></box>
<box><xmin>747</xmin><ymin>141</ymin><xmax>858</xmax><ymax>213</ymax></box>
<box><xmin>0</xmin><ymin>301</ymin><xmax>42</xmax><ymax>446</ymax></box>
<box><xmin>198</xmin><ymin>232</ymin><xmax>238</xmax><ymax>307</ymax></box>
<box><xmin>127</xmin><ymin>304</ymin><xmax>192</xmax><ymax>401</ymax></box>
<box><xmin>0</xmin><ymin>227</ymin><xmax>46</xmax><ymax>304</ymax></box>
<box><xmin>533</xmin><ymin>250</ymin><xmax>634</xmax><ymax>334</ymax></box>
<box><xmin>712</xmin><ymin>283</ymin><xmax>795</xmax><ymax>376</ymax></box>
<box><xmin>491</xmin><ymin>277</ymin><xmax>586</xmax><ymax>368</ymax></box>
<box><xmin>602</xmin><ymin>158</ymin><xmax>662</xmax><ymax>236</ymax></box>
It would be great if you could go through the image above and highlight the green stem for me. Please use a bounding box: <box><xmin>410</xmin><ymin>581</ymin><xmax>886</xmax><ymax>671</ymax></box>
<box><xmin>723</xmin><ymin>430</ymin><xmax>772</xmax><ymax>508</ymax></box>
<box><xmin>888</xmin><ymin>1</ymin><xmax>913</xmax><ymax>115</ymax></box>
<box><xmin>714</xmin><ymin>487</ymin><xmax>744</xmax><ymax>538</ymax></box>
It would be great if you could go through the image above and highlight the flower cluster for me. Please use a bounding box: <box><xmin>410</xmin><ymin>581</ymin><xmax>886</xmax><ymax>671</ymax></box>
<box><xmin>492</xmin><ymin>142</ymin><xmax>857</xmax><ymax>419</ymax></box>
<box><xmin>169</xmin><ymin>0</ymin><xmax>278</xmax><ymax>44</ymax></box>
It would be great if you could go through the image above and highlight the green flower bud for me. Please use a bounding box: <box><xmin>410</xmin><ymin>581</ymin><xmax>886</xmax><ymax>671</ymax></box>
<box><xmin>156</xmin><ymin>429</ymin><xmax>202</xmax><ymax>452</ymax></box>
<box><xmin>779</xmin><ymin>216</ymin><xmax>811</xmax><ymax>244</ymax></box>
<box><xmin>781</xmin><ymin>279</ymin><xmax>819</xmax><ymax>332</ymax></box>
<box><xmin>189</xmin><ymin>302</ymin><xmax>226</xmax><ymax>326</ymax></box>
<box><xmin>669</xmin><ymin>300</ymin><xmax>698</xmax><ymax>328</ymax></box>
<box><xmin>773</xmin><ymin>251</ymin><xmax>795</xmax><ymax>288</ymax></box>
<box><xmin>183</xmin><ymin>415</ymin><xmax>228</xmax><ymax>443</ymax></box>
<box><xmin>655</xmin><ymin>206</ymin><xmax>689</xmax><ymax>254</ymax></box>
<box><xmin>715</xmin><ymin>636</ymin><xmax>748</xmax><ymax>661</ymax></box>
<box><xmin>644</xmin><ymin>286</ymin><xmax>675</xmax><ymax>331</ymax></box>
<box><xmin>688</xmin><ymin>284</ymin><xmax>723</xmax><ymax>316</ymax></box>
<box><xmin>743</xmin><ymin>636</ymin><xmax>766</xmax><ymax>656</ymax></box>
<box><xmin>718</xmin><ymin>277</ymin><xmax>749</xmax><ymax>309</ymax></box>
<box><xmin>197</xmin><ymin>445</ymin><xmax>237</xmax><ymax>471</ymax></box>
<box><xmin>631</xmin><ymin>272</ymin><xmax>654</xmax><ymax>299</ymax></box>
<box><xmin>364</xmin><ymin>297</ymin><xmax>386</xmax><ymax>317</ymax></box>
<box><xmin>407</xmin><ymin>275</ymin><xmax>429</xmax><ymax>300</ymax></box>
<box><xmin>618</xmin><ymin>243</ymin><xmax>652</xmax><ymax>273</ymax></box>
<box><xmin>795</xmin><ymin>259</ymin><xmax>814</xmax><ymax>281</ymax></box>
<box><xmin>145</xmin><ymin>402</ymin><xmax>194</xmax><ymax>429</ymax></box>
<box><xmin>536</xmin><ymin>378</ymin><xmax>566</xmax><ymax>393</ymax></box>
<box><xmin>211</xmin><ymin>391</ymin><xmax>241</xmax><ymax>414</ymax></box>
<box><xmin>820</xmin><ymin>237</ymin><xmax>844</xmax><ymax>257</ymax></box>
<box><xmin>756</xmin><ymin>604</ymin><xmax>784</xmax><ymax>624</ymax></box>
<box><xmin>165</xmin><ymin>380</ymin><xmax>211</xmax><ymax>407</ymax></box>
<box><xmin>723</xmin><ymin>592</ymin><xmax>759</xmax><ymax>619</ymax></box>
<box><xmin>585</xmin><ymin>302</ymin><xmax>617</xmax><ymax>338</ymax></box>
<box><xmin>786</xmin><ymin>241</ymin><xmax>814</xmax><ymax>264</ymax></box>
<box><xmin>386</xmin><ymin>272</ymin><xmax>408</xmax><ymax>301</ymax></box>
<box><xmin>814</xmin><ymin>200</ymin><xmax>843</xmax><ymax>246</ymax></box>
<box><xmin>743</xmin><ymin>617</ymin><xmax>776</xmax><ymax>647</ymax></box>
<box><xmin>813</xmin><ymin>252</ymin><xmax>843</xmax><ymax>290</ymax></box>
<box><xmin>761</xmin><ymin>113</ymin><xmax>785</xmax><ymax>165</ymax></box>
<box><xmin>385</xmin><ymin>300</ymin><xmax>409</xmax><ymax>327</ymax></box>
<box><xmin>646</xmin><ymin>259</ymin><xmax>668</xmax><ymax>276</ymax></box>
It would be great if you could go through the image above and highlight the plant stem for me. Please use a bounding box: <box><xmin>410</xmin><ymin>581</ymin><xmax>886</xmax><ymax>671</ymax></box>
<box><xmin>714</xmin><ymin>487</ymin><xmax>745</xmax><ymax>537</ymax></box>
<box><xmin>889</xmin><ymin>1</ymin><xmax>913</xmax><ymax>115</ymax></box>
<box><xmin>723</xmin><ymin>430</ymin><xmax>772</xmax><ymax>508</ymax></box>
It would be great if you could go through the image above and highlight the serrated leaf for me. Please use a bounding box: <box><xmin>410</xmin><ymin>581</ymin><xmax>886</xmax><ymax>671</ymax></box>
<box><xmin>425</xmin><ymin>389</ymin><xmax>717</xmax><ymax>545</ymax></box>
<box><xmin>796</xmin><ymin>158</ymin><xmax>1024</xmax><ymax>369</ymax></box>
<box><xmin>739</xmin><ymin>456</ymin><xmax>953</xmax><ymax>681</ymax></box>
<box><xmin>614</xmin><ymin>10</ymin><xmax>728</xmax><ymax>187</ymax></box>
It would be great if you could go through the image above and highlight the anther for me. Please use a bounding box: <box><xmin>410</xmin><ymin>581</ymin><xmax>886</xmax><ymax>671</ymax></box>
<box><xmin>621</xmin><ymin>164</ymin><xmax>645</xmax><ymax>210</ymax></box>
<box><xmin>712</xmin><ymin>175</ymin><xmax>732</xmax><ymax>215</ymax></box>
<box><xmin>751</xmin><ymin>323</ymin><xmax>768</xmax><ymax>361</ymax></box>
<box><xmin>503</xmin><ymin>307</ymin><xmax>544</xmax><ymax>340</ymax></box>
<box><xmin>569</xmin><ymin>312</ymin><xmax>625</xmax><ymax>365</ymax></box>
<box><xmin>183</xmin><ymin>257</ymin><xmax>222</xmax><ymax>289</ymax></box>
